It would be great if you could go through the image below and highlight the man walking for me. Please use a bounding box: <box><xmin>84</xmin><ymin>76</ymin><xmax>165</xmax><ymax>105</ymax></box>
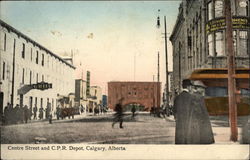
<box><xmin>173</xmin><ymin>79</ymin><xmax>214</xmax><ymax>144</ymax></box>
<box><xmin>112</xmin><ymin>97</ymin><xmax>124</xmax><ymax>129</ymax></box>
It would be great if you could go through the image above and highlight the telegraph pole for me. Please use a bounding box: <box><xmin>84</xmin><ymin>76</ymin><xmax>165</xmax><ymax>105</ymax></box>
<box><xmin>157</xmin><ymin>52</ymin><xmax>160</xmax><ymax>108</ymax></box>
<box><xmin>11</xmin><ymin>39</ymin><xmax>16</xmax><ymax>106</ymax></box>
<box><xmin>225</xmin><ymin>0</ymin><xmax>238</xmax><ymax>141</ymax></box>
<box><xmin>157</xmin><ymin>11</ymin><xmax>169</xmax><ymax>112</ymax></box>
<box><xmin>164</xmin><ymin>16</ymin><xmax>169</xmax><ymax>110</ymax></box>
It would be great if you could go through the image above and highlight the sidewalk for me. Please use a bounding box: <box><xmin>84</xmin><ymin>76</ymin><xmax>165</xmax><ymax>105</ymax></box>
<box><xmin>164</xmin><ymin>115</ymin><xmax>245</xmax><ymax>144</ymax></box>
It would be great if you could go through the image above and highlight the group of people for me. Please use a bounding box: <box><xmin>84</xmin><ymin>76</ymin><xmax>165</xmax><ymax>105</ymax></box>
<box><xmin>3</xmin><ymin>103</ymin><xmax>53</xmax><ymax>125</ymax></box>
<box><xmin>3</xmin><ymin>103</ymin><xmax>32</xmax><ymax>124</ymax></box>
<box><xmin>173</xmin><ymin>79</ymin><xmax>214</xmax><ymax>144</ymax></box>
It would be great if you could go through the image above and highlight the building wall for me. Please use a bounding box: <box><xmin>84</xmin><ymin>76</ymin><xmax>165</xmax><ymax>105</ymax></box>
<box><xmin>0</xmin><ymin>20</ymin><xmax>75</xmax><ymax>114</ymax></box>
<box><xmin>170</xmin><ymin>0</ymin><xmax>250</xmax><ymax>94</ymax></box>
<box><xmin>108</xmin><ymin>81</ymin><xmax>161</xmax><ymax>111</ymax></box>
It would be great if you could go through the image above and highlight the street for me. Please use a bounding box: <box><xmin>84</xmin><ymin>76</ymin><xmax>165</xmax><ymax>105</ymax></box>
<box><xmin>1</xmin><ymin>112</ymin><xmax>249</xmax><ymax>144</ymax></box>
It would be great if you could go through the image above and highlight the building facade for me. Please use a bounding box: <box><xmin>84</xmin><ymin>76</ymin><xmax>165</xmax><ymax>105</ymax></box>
<box><xmin>170</xmin><ymin>0</ymin><xmax>249</xmax><ymax>95</ymax></box>
<box><xmin>108</xmin><ymin>81</ymin><xmax>161</xmax><ymax>111</ymax></box>
<box><xmin>0</xmin><ymin>20</ymin><xmax>75</xmax><ymax>116</ymax></box>
<box><xmin>75</xmin><ymin>79</ymin><xmax>87</xmax><ymax>109</ymax></box>
<box><xmin>87</xmin><ymin>86</ymin><xmax>102</xmax><ymax>112</ymax></box>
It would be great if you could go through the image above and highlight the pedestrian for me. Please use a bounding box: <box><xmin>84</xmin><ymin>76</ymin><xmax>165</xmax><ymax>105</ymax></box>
<box><xmin>24</xmin><ymin>105</ymin><xmax>29</xmax><ymax>123</ymax></box>
<box><xmin>47</xmin><ymin>103</ymin><xmax>52</xmax><ymax>124</ymax></box>
<box><xmin>173</xmin><ymin>79</ymin><xmax>214</xmax><ymax>144</ymax></box>
<box><xmin>56</xmin><ymin>105</ymin><xmax>61</xmax><ymax>120</ymax></box>
<box><xmin>39</xmin><ymin>107</ymin><xmax>44</xmax><ymax>120</ymax></box>
<box><xmin>112</xmin><ymin>97</ymin><xmax>124</xmax><ymax>129</ymax></box>
<box><xmin>28</xmin><ymin>106</ymin><xmax>32</xmax><ymax>120</ymax></box>
<box><xmin>131</xmin><ymin>105</ymin><xmax>136</xmax><ymax>119</ymax></box>
<box><xmin>33</xmin><ymin>104</ymin><xmax>37</xmax><ymax>120</ymax></box>
<box><xmin>190</xmin><ymin>80</ymin><xmax>214</xmax><ymax>144</ymax></box>
<box><xmin>12</xmin><ymin>104</ymin><xmax>19</xmax><ymax>124</ymax></box>
<box><xmin>3</xmin><ymin>103</ymin><xmax>10</xmax><ymax>125</ymax></box>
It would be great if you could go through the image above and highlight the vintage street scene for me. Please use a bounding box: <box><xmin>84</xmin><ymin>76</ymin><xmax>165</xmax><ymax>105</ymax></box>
<box><xmin>0</xmin><ymin>0</ymin><xmax>249</xmax><ymax>149</ymax></box>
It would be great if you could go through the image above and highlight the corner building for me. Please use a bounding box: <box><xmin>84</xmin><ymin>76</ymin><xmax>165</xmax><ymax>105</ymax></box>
<box><xmin>0</xmin><ymin>20</ymin><xmax>75</xmax><ymax>116</ymax></box>
<box><xmin>170</xmin><ymin>0</ymin><xmax>249</xmax><ymax>94</ymax></box>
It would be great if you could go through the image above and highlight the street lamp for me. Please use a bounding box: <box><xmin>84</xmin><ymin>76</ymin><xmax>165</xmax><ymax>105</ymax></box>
<box><xmin>156</xmin><ymin>11</ymin><xmax>169</xmax><ymax>115</ymax></box>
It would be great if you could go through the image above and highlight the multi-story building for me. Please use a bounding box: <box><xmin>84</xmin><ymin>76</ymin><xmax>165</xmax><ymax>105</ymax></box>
<box><xmin>75</xmin><ymin>79</ymin><xmax>87</xmax><ymax>110</ymax></box>
<box><xmin>170</xmin><ymin>0</ymin><xmax>249</xmax><ymax>95</ymax></box>
<box><xmin>108</xmin><ymin>81</ymin><xmax>161</xmax><ymax>111</ymax></box>
<box><xmin>87</xmin><ymin>86</ymin><xmax>102</xmax><ymax>112</ymax></box>
<box><xmin>0</xmin><ymin>20</ymin><xmax>75</xmax><ymax>116</ymax></box>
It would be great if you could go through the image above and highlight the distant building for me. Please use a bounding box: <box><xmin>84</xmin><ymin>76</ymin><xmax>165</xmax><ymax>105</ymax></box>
<box><xmin>170</xmin><ymin>0</ymin><xmax>249</xmax><ymax>95</ymax></box>
<box><xmin>0</xmin><ymin>20</ymin><xmax>75</xmax><ymax>117</ymax></box>
<box><xmin>87</xmin><ymin>86</ymin><xmax>102</xmax><ymax>112</ymax></box>
<box><xmin>108</xmin><ymin>81</ymin><xmax>161</xmax><ymax>111</ymax></box>
<box><xmin>75</xmin><ymin>79</ymin><xmax>87</xmax><ymax>109</ymax></box>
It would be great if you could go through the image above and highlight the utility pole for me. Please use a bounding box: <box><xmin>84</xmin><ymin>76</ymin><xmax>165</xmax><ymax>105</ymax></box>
<box><xmin>157</xmin><ymin>52</ymin><xmax>160</xmax><ymax>108</ymax></box>
<box><xmin>164</xmin><ymin>16</ymin><xmax>169</xmax><ymax>110</ymax></box>
<box><xmin>157</xmin><ymin>11</ymin><xmax>169</xmax><ymax>112</ymax></box>
<box><xmin>11</xmin><ymin>39</ymin><xmax>16</xmax><ymax>106</ymax></box>
<box><xmin>225</xmin><ymin>0</ymin><xmax>238</xmax><ymax>141</ymax></box>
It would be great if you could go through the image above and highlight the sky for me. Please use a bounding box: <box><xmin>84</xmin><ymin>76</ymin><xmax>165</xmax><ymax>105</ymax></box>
<box><xmin>0</xmin><ymin>1</ymin><xmax>181</xmax><ymax>94</ymax></box>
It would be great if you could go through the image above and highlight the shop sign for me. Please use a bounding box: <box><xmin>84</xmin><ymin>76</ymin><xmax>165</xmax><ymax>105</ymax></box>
<box><xmin>206</xmin><ymin>16</ymin><xmax>250</xmax><ymax>34</ymax></box>
<box><xmin>31</xmin><ymin>81</ymin><xmax>52</xmax><ymax>90</ymax></box>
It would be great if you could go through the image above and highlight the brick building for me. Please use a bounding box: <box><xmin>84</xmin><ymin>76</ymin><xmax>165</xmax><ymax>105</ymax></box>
<box><xmin>170</xmin><ymin>0</ymin><xmax>249</xmax><ymax>96</ymax></box>
<box><xmin>108</xmin><ymin>81</ymin><xmax>161</xmax><ymax>111</ymax></box>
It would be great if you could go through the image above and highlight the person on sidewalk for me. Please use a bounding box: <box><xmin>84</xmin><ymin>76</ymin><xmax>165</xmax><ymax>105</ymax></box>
<box><xmin>33</xmin><ymin>104</ymin><xmax>37</xmax><ymax>120</ymax></box>
<box><xmin>24</xmin><ymin>105</ymin><xmax>29</xmax><ymax>123</ymax></box>
<box><xmin>112</xmin><ymin>97</ymin><xmax>124</xmax><ymax>129</ymax></box>
<box><xmin>173</xmin><ymin>79</ymin><xmax>214</xmax><ymax>144</ymax></box>
<box><xmin>190</xmin><ymin>80</ymin><xmax>214</xmax><ymax>144</ymax></box>
<box><xmin>131</xmin><ymin>105</ymin><xmax>136</xmax><ymax>119</ymax></box>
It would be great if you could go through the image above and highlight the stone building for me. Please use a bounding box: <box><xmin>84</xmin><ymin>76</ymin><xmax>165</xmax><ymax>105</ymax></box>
<box><xmin>108</xmin><ymin>81</ymin><xmax>161</xmax><ymax>111</ymax></box>
<box><xmin>0</xmin><ymin>20</ymin><xmax>75</xmax><ymax>117</ymax></box>
<box><xmin>170</xmin><ymin>0</ymin><xmax>249</xmax><ymax>95</ymax></box>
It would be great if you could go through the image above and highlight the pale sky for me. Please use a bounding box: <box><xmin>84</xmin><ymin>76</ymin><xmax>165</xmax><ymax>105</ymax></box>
<box><xmin>1</xmin><ymin>1</ymin><xmax>181</xmax><ymax>94</ymax></box>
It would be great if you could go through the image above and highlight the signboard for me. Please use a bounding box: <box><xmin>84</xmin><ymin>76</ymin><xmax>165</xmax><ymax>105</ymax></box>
<box><xmin>31</xmin><ymin>81</ymin><xmax>52</xmax><ymax>90</ymax></box>
<box><xmin>206</xmin><ymin>16</ymin><xmax>250</xmax><ymax>34</ymax></box>
<box><xmin>86</xmin><ymin>71</ymin><xmax>90</xmax><ymax>96</ymax></box>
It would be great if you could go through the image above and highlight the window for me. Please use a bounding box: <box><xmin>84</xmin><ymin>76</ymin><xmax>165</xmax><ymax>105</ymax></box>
<box><xmin>36</xmin><ymin>51</ymin><xmax>39</xmax><ymax>64</ymax></box>
<box><xmin>208</xmin><ymin>34</ymin><xmax>214</xmax><ymax>56</ymax></box>
<box><xmin>233</xmin><ymin>31</ymin><xmax>237</xmax><ymax>54</ymax></box>
<box><xmin>30</xmin><ymin>71</ymin><xmax>32</xmax><ymax>84</ymax></box>
<box><xmin>205</xmin><ymin>87</ymin><xmax>228</xmax><ymax>97</ymax></box>
<box><xmin>208</xmin><ymin>1</ymin><xmax>213</xmax><ymax>20</ymax></box>
<box><xmin>22</xmin><ymin>43</ymin><xmax>25</xmax><ymax>59</ymax></box>
<box><xmin>4</xmin><ymin>33</ymin><xmax>6</xmax><ymax>51</ymax></box>
<box><xmin>22</xmin><ymin>68</ymin><xmax>25</xmax><ymax>84</ymax></box>
<box><xmin>36</xmin><ymin>73</ymin><xmax>38</xmax><ymax>83</ymax></box>
<box><xmin>238</xmin><ymin>31</ymin><xmax>248</xmax><ymax>56</ymax></box>
<box><xmin>215</xmin><ymin>32</ymin><xmax>224</xmax><ymax>56</ymax></box>
<box><xmin>42</xmin><ymin>75</ymin><xmax>44</xmax><ymax>81</ymax></box>
<box><xmin>2</xmin><ymin>62</ymin><xmax>5</xmax><ymax>80</ymax></box>
<box><xmin>215</xmin><ymin>0</ymin><xmax>224</xmax><ymax>18</ymax></box>
<box><xmin>42</xmin><ymin>54</ymin><xmax>44</xmax><ymax>66</ymax></box>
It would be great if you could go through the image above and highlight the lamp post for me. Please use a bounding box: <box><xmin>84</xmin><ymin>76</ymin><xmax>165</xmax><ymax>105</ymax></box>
<box><xmin>157</xmin><ymin>11</ymin><xmax>169</xmax><ymax>113</ymax></box>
